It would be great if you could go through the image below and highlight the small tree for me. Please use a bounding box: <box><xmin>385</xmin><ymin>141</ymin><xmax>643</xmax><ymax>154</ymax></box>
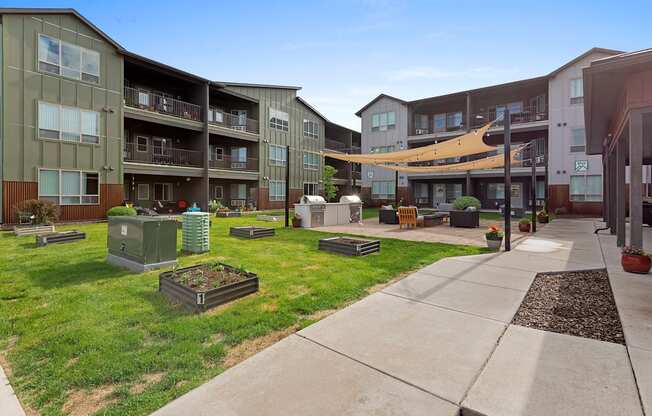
<box><xmin>14</xmin><ymin>199</ymin><xmax>60</xmax><ymax>224</ymax></box>
<box><xmin>323</xmin><ymin>165</ymin><xmax>338</xmax><ymax>201</ymax></box>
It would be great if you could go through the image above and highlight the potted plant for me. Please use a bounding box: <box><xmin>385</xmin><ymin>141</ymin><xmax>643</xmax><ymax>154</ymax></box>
<box><xmin>485</xmin><ymin>226</ymin><xmax>504</xmax><ymax>250</ymax></box>
<box><xmin>518</xmin><ymin>218</ymin><xmax>531</xmax><ymax>232</ymax></box>
<box><xmin>537</xmin><ymin>209</ymin><xmax>550</xmax><ymax>224</ymax></box>
<box><xmin>292</xmin><ymin>213</ymin><xmax>302</xmax><ymax>228</ymax></box>
<box><xmin>450</xmin><ymin>196</ymin><xmax>481</xmax><ymax>228</ymax></box>
<box><xmin>621</xmin><ymin>246</ymin><xmax>651</xmax><ymax>274</ymax></box>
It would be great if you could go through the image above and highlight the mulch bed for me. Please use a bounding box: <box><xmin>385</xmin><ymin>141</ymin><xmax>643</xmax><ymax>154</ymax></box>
<box><xmin>512</xmin><ymin>269</ymin><xmax>624</xmax><ymax>344</ymax></box>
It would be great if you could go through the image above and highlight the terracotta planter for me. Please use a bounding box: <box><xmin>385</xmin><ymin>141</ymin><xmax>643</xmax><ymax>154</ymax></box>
<box><xmin>537</xmin><ymin>215</ymin><xmax>549</xmax><ymax>224</ymax></box>
<box><xmin>486</xmin><ymin>237</ymin><xmax>503</xmax><ymax>250</ymax></box>
<box><xmin>292</xmin><ymin>218</ymin><xmax>302</xmax><ymax>228</ymax></box>
<box><xmin>621</xmin><ymin>254</ymin><xmax>651</xmax><ymax>274</ymax></box>
<box><xmin>519</xmin><ymin>223</ymin><xmax>531</xmax><ymax>233</ymax></box>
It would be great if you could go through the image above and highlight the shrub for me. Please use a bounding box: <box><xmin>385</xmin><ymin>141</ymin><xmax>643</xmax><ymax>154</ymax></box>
<box><xmin>107</xmin><ymin>206</ymin><xmax>137</xmax><ymax>217</ymax></box>
<box><xmin>14</xmin><ymin>199</ymin><xmax>60</xmax><ymax>224</ymax></box>
<box><xmin>622</xmin><ymin>246</ymin><xmax>648</xmax><ymax>256</ymax></box>
<box><xmin>208</xmin><ymin>200</ymin><xmax>225</xmax><ymax>213</ymax></box>
<box><xmin>453</xmin><ymin>196</ymin><xmax>481</xmax><ymax>211</ymax></box>
<box><xmin>519</xmin><ymin>218</ymin><xmax>531</xmax><ymax>225</ymax></box>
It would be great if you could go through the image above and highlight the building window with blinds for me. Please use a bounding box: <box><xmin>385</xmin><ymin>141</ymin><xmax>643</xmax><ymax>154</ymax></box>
<box><xmin>269</xmin><ymin>108</ymin><xmax>289</xmax><ymax>131</ymax></box>
<box><xmin>372</xmin><ymin>180</ymin><xmax>395</xmax><ymax>199</ymax></box>
<box><xmin>303</xmin><ymin>152</ymin><xmax>320</xmax><ymax>170</ymax></box>
<box><xmin>371</xmin><ymin>111</ymin><xmax>396</xmax><ymax>132</ymax></box>
<box><xmin>38</xmin><ymin>169</ymin><xmax>100</xmax><ymax>205</ymax></box>
<box><xmin>38</xmin><ymin>102</ymin><xmax>100</xmax><ymax>144</ymax></box>
<box><xmin>570</xmin><ymin>78</ymin><xmax>584</xmax><ymax>104</ymax></box>
<box><xmin>269</xmin><ymin>144</ymin><xmax>287</xmax><ymax>166</ymax></box>
<box><xmin>38</xmin><ymin>34</ymin><xmax>100</xmax><ymax>83</ymax></box>
<box><xmin>269</xmin><ymin>180</ymin><xmax>286</xmax><ymax>201</ymax></box>
<box><xmin>570</xmin><ymin>175</ymin><xmax>602</xmax><ymax>201</ymax></box>
<box><xmin>570</xmin><ymin>128</ymin><xmax>586</xmax><ymax>153</ymax></box>
<box><xmin>303</xmin><ymin>119</ymin><xmax>319</xmax><ymax>138</ymax></box>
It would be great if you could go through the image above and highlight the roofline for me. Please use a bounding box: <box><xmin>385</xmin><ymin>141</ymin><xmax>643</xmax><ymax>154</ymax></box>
<box><xmin>0</xmin><ymin>8</ymin><xmax>124</xmax><ymax>51</ymax></box>
<box><xmin>220</xmin><ymin>81</ymin><xmax>302</xmax><ymax>91</ymax></box>
<box><xmin>296</xmin><ymin>96</ymin><xmax>329</xmax><ymax>122</ymax></box>
<box><xmin>547</xmin><ymin>47</ymin><xmax>625</xmax><ymax>78</ymax></box>
<box><xmin>212</xmin><ymin>84</ymin><xmax>258</xmax><ymax>103</ymax></box>
<box><xmin>355</xmin><ymin>93</ymin><xmax>407</xmax><ymax>117</ymax></box>
<box><xmin>326</xmin><ymin>120</ymin><xmax>361</xmax><ymax>135</ymax></box>
<box><xmin>584</xmin><ymin>48</ymin><xmax>652</xmax><ymax>75</ymax></box>
<box><xmin>123</xmin><ymin>50</ymin><xmax>209</xmax><ymax>83</ymax></box>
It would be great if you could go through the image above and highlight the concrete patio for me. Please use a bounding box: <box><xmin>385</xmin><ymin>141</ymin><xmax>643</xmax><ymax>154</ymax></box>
<box><xmin>315</xmin><ymin>217</ymin><xmax>533</xmax><ymax>247</ymax></box>
<box><xmin>152</xmin><ymin>219</ymin><xmax>652</xmax><ymax>416</ymax></box>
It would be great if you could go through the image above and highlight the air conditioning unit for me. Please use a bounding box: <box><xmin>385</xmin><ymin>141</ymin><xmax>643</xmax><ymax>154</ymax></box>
<box><xmin>415</xmin><ymin>128</ymin><xmax>429</xmax><ymax>135</ymax></box>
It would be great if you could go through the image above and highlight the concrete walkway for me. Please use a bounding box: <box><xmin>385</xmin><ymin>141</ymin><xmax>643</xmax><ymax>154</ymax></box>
<box><xmin>0</xmin><ymin>365</ymin><xmax>25</xmax><ymax>416</ymax></box>
<box><xmin>152</xmin><ymin>219</ymin><xmax>650</xmax><ymax>416</ymax></box>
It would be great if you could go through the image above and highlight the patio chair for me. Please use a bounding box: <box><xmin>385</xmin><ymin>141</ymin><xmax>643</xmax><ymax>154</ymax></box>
<box><xmin>398</xmin><ymin>207</ymin><xmax>418</xmax><ymax>229</ymax></box>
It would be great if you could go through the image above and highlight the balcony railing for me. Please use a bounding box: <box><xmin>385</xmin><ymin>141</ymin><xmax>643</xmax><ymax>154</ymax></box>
<box><xmin>472</xmin><ymin>105</ymin><xmax>548</xmax><ymax>128</ymax></box>
<box><xmin>124</xmin><ymin>87</ymin><xmax>202</xmax><ymax>122</ymax></box>
<box><xmin>325</xmin><ymin>138</ymin><xmax>361</xmax><ymax>154</ymax></box>
<box><xmin>124</xmin><ymin>143</ymin><xmax>202</xmax><ymax>167</ymax></box>
<box><xmin>209</xmin><ymin>155</ymin><xmax>258</xmax><ymax>171</ymax></box>
<box><xmin>208</xmin><ymin>107</ymin><xmax>259</xmax><ymax>134</ymax></box>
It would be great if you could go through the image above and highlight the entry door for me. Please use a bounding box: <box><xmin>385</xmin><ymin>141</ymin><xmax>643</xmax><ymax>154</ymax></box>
<box><xmin>433</xmin><ymin>184</ymin><xmax>446</xmax><ymax>206</ymax></box>
<box><xmin>231</xmin><ymin>110</ymin><xmax>247</xmax><ymax>129</ymax></box>
<box><xmin>511</xmin><ymin>184</ymin><xmax>523</xmax><ymax>208</ymax></box>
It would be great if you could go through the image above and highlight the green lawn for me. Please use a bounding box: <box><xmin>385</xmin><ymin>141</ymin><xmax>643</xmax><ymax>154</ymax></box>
<box><xmin>0</xmin><ymin>217</ymin><xmax>486</xmax><ymax>415</ymax></box>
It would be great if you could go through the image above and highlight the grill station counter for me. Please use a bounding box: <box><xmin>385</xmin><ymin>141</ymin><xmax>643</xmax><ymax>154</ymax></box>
<box><xmin>294</xmin><ymin>195</ymin><xmax>362</xmax><ymax>228</ymax></box>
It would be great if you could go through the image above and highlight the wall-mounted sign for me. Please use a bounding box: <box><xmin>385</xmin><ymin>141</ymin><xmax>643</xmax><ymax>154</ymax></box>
<box><xmin>367</xmin><ymin>171</ymin><xmax>374</xmax><ymax>179</ymax></box>
<box><xmin>575</xmin><ymin>160</ymin><xmax>588</xmax><ymax>172</ymax></box>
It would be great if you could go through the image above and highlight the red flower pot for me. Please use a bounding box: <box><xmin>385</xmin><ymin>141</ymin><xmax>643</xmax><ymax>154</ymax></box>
<box><xmin>519</xmin><ymin>223</ymin><xmax>531</xmax><ymax>233</ymax></box>
<box><xmin>621</xmin><ymin>254</ymin><xmax>651</xmax><ymax>274</ymax></box>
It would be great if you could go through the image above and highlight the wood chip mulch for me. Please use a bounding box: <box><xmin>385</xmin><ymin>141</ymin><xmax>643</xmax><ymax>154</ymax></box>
<box><xmin>512</xmin><ymin>269</ymin><xmax>624</xmax><ymax>344</ymax></box>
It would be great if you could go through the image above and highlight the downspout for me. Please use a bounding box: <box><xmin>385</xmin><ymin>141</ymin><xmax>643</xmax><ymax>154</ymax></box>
<box><xmin>0</xmin><ymin>23</ymin><xmax>4</xmax><ymax>224</ymax></box>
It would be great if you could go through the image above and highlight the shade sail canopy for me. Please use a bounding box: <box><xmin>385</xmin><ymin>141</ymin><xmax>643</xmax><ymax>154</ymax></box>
<box><xmin>371</xmin><ymin>147</ymin><xmax>524</xmax><ymax>174</ymax></box>
<box><xmin>323</xmin><ymin>122</ymin><xmax>495</xmax><ymax>163</ymax></box>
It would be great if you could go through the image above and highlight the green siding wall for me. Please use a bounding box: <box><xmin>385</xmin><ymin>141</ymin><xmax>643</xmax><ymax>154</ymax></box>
<box><xmin>225</xmin><ymin>86</ymin><xmax>324</xmax><ymax>191</ymax></box>
<box><xmin>2</xmin><ymin>13</ymin><xmax>123</xmax><ymax>185</ymax></box>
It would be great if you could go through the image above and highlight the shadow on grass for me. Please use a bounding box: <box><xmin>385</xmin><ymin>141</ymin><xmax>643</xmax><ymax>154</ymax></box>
<box><xmin>25</xmin><ymin>258</ymin><xmax>130</xmax><ymax>289</ymax></box>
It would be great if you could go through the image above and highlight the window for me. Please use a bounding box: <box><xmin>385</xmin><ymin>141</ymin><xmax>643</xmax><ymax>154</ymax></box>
<box><xmin>269</xmin><ymin>180</ymin><xmax>286</xmax><ymax>201</ymax></box>
<box><xmin>137</xmin><ymin>184</ymin><xmax>149</xmax><ymax>200</ymax></box>
<box><xmin>304</xmin><ymin>119</ymin><xmax>319</xmax><ymax>139</ymax></box>
<box><xmin>38</xmin><ymin>169</ymin><xmax>99</xmax><ymax>205</ymax></box>
<box><xmin>38</xmin><ymin>34</ymin><xmax>100</xmax><ymax>83</ymax></box>
<box><xmin>570</xmin><ymin>128</ymin><xmax>586</xmax><ymax>153</ymax></box>
<box><xmin>570</xmin><ymin>175</ymin><xmax>602</xmax><ymax>201</ymax></box>
<box><xmin>269</xmin><ymin>144</ymin><xmax>287</xmax><ymax>166</ymax></box>
<box><xmin>371</xmin><ymin>111</ymin><xmax>396</xmax><ymax>131</ymax></box>
<box><xmin>38</xmin><ymin>102</ymin><xmax>99</xmax><ymax>143</ymax></box>
<box><xmin>370</xmin><ymin>145</ymin><xmax>395</xmax><ymax>154</ymax></box>
<box><xmin>434</xmin><ymin>113</ymin><xmax>446</xmax><ymax>132</ymax></box>
<box><xmin>231</xmin><ymin>183</ymin><xmax>247</xmax><ymax>200</ymax></box>
<box><xmin>303</xmin><ymin>152</ymin><xmax>320</xmax><ymax>169</ymax></box>
<box><xmin>269</xmin><ymin>108</ymin><xmax>289</xmax><ymax>131</ymax></box>
<box><xmin>209</xmin><ymin>145</ymin><xmax>224</xmax><ymax>161</ymax></box>
<box><xmin>570</xmin><ymin>78</ymin><xmax>583</xmax><ymax>104</ymax></box>
<box><xmin>304</xmin><ymin>182</ymin><xmax>319</xmax><ymax>195</ymax></box>
<box><xmin>372</xmin><ymin>181</ymin><xmax>395</xmax><ymax>199</ymax></box>
<box><xmin>213</xmin><ymin>185</ymin><xmax>224</xmax><ymax>200</ymax></box>
<box><xmin>488</xmin><ymin>183</ymin><xmax>505</xmax><ymax>199</ymax></box>
<box><xmin>136</xmin><ymin>136</ymin><xmax>148</xmax><ymax>152</ymax></box>
<box><xmin>154</xmin><ymin>183</ymin><xmax>173</xmax><ymax>201</ymax></box>
<box><xmin>446</xmin><ymin>112</ymin><xmax>463</xmax><ymax>129</ymax></box>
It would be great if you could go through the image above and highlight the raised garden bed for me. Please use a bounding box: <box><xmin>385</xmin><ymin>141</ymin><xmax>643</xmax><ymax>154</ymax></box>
<box><xmin>36</xmin><ymin>231</ymin><xmax>86</xmax><ymax>247</ymax></box>
<box><xmin>229</xmin><ymin>226</ymin><xmax>275</xmax><ymax>239</ymax></box>
<box><xmin>14</xmin><ymin>224</ymin><xmax>55</xmax><ymax>236</ymax></box>
<box><xmin>318</xmin><ymin>236</ymin><xmax>380</xmax><ymax>256</ymax></box>
<box><xmin>512</xmin><ymin>269</ymin><xmax>624</xmax><ymax>344</ymax></box>
<box><xmin>159</xmin><ymin>263</ymin><xmax>258</xmax><ymax>312</ymax></box>
<box><xmin>216</xmin><ymin>211</ymin><xmax>242</xmax><ymax>218</ymax></box>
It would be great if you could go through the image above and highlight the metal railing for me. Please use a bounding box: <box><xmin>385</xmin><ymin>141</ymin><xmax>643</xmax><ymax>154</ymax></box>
<box><xmin>124</xmin><ymin>87</ymin><xmax>202</xmax><ymax>122</ymax></box>
<box><xmin>124</xmin><ymin>143</ymin><xmax>202</xmax><ymax>167</ymax></box>
<box><xmin>208</xmin><ymin>107</ymin><xmax>259</xmax><ymax>134</ymax></box>
<box><xmin>209</xmin><ymin>155</ymin><xmax>258</xmax><ymax>171</ymax></box>
<box><xmin>325</xmin><ymin>138</ymin><xmax>362</xmax><ymax>154</ymax></box>
<box><xmin>472</xmin><ymin>105</ymin><xmax>548</xmax><ymax>128</ymax></box>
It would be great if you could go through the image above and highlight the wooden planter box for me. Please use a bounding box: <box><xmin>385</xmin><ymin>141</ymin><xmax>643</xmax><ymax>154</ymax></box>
<box><xmin>14</xmin><ymin>224</ymin><xmax>55</xmax><ymax>236</ymax></box>
<box><xmin>159</xmin><ymin>263</ymin><xmax>259</xmax><ymax>313</ymax></box>
<box><xmin>449</xmin><ymin>210</ymin><xmax>480</xmax><ymax>228</ymax></box>
<box><xmin>216</xmin><ymin>211</ymin><xmax>241</xmax><ymax>218</ymax></box>
<box><xmin>229</xmin><ymin>226</ymin><xmax>275</xmax><ymax>239</ymax></box>
<box><xmin>319</xmin><ymin>236</ymin><xmax>380</xmax><ymax>256</ymax></box>
<box><xmin>36</xmin><ymin>231</ymin><xmax>86</xmax><ymax>247</ymax></box>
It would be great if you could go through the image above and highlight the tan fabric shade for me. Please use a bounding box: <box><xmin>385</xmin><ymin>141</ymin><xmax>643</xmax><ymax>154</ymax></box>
<box><xmin>322</xmin><ymin>122</ymin><xmax>495</xmax><ymax>163</ymax></box>
<box><xmin>372</xmin><ymin>147</ymin><xmax>524</xmax><ymax>174</ymax></box>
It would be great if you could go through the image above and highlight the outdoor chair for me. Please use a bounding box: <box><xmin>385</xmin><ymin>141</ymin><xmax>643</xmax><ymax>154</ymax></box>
<box><xmin>398</xmin><ymin>207</ymin><xmax>418</xmax><ymax>229</ymax></box>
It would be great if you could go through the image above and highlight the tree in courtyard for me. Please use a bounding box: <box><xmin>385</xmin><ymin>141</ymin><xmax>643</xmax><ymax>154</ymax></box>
<box><xmin>323</xmin><ymin>165</ymin><xmax>338</xmax><ymax>201</ymax></box>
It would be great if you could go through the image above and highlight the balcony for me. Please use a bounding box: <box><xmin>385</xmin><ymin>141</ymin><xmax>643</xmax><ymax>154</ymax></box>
<box><xmin>325</xmin><ymin>139</ymin><xmax>361</xmax><ymax>154</ymax></box>
<box><xmin>124</xmin><ymin>86</ymin><xmax>202</xmax><ymax>122</ymax></box>
<box><xmin>124</xmin><ymin>143</ymin><xmax>202</xmax><ymax>167</ymax></box>
<box><xmin>209</xmin><ymin>156</ymin><xmax>258</xmax><ymax>171</ymax></box>
<box><xmin>471</xmin><ymin>105</ymin><xmax>548</xmax><ymax>128</ymax></box>
<box><xmin>208</xmin><ymin>107</ymin><xmax>259</xmax><ymax>134</ymax></box>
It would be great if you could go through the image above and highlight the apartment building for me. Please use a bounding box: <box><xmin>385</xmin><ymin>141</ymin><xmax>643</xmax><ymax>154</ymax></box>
<box><xmin>357</xmin><ymin>48</ymin><xmax>622</xmax><ymax>215</ymax></box>
<box><xmin>0</xmin><ymin>8</ymin><xmax>357</xmax><ymax>223</ymax></box>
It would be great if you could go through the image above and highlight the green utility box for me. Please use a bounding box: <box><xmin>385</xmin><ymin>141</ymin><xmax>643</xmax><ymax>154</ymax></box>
<box><xmin>107</xmin><ymin>216</ymin><xmax>178</xmax><ymax>273</ymax></box>
<box><xmin>182</xmin><ymin>212</ymin><xmax>210</xmax><ymax>253</ymax></box>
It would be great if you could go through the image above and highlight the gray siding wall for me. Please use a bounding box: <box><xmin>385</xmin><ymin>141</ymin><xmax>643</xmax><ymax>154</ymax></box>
<box><xmin>548</xmin><ymin>52</ymin><xmax>613</xmax><ymax>186</ymax></box>
<box><xmin>225</xmin><ymin>86</ymin><xmax>325</xmax><ymax>192</ymax></box>
<box><xmin>360</xmin><ymin>96</ymin><xmax>408</xmax><ymax>189</ymax></box>
<box><xmin>2</xmin><ymin>13</ymin><xmax>123</xmax><ymax>185</ymax></box>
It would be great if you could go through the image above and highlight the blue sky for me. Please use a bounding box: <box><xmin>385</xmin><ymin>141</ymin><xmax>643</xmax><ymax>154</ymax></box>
<box><xmin>11</xmin><ymin>0</ymin><xmax>652</xmax><ymax>129</ymax></box>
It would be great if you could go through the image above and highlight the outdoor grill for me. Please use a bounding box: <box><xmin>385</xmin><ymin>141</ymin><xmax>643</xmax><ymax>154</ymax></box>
<box><xmin>340</xmin><ymin>195</ymin><xmax>363</xmax><ymax>223</ymax></box>
<box><xmin>294</xmin><ymin>195</ymin><xmax>326</xmax><ymax>227</ymax></box>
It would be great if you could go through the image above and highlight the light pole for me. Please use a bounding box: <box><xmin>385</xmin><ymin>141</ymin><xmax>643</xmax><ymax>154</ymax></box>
<box><xmin>285</xmin><ymin>145</ymin><xmax>290</xmax><ymax>228</ymax></box>
<box><xmin>504</xmin><ymin>108</ymin><xmax>511</xmax><ymax>252</ymax></box>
